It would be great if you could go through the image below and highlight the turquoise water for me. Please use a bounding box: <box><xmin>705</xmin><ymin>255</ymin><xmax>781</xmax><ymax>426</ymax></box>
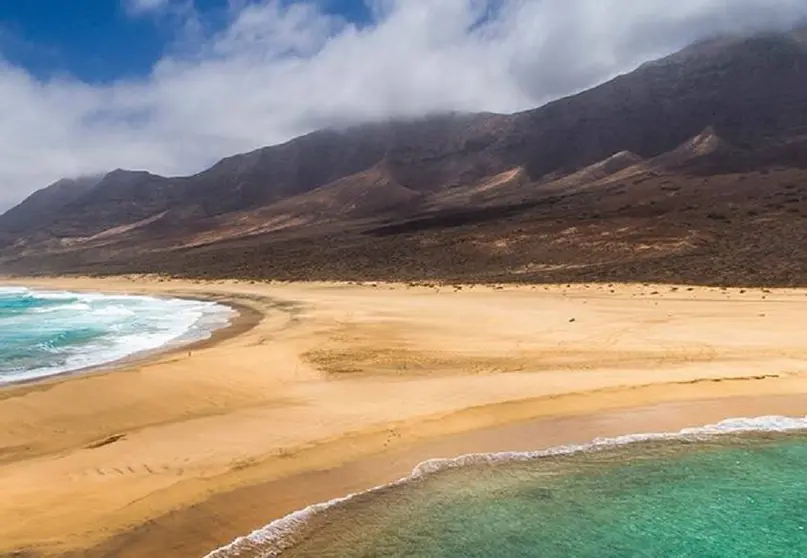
<box><xmin>209</xmin><ymin>420</ymin><xmax>807</xmax><ymax>558</ymax></box>
<box><xmin>0</xmin><ymin>286</ymin><xmax>232</xmax><ymax>384</ymax></box>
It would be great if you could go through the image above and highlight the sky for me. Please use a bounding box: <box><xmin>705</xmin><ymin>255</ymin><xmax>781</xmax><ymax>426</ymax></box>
<box><xmin>0</xmin><ymin>0</ymin><xmax>806</xmax><ymax>210</ymax></box>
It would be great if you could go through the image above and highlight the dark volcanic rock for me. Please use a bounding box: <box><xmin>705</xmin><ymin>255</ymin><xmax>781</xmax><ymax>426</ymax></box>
<box><xmin>4</xmin><ymin>27</ymin><xmax>807</xmax><ymax>286</ymax></box>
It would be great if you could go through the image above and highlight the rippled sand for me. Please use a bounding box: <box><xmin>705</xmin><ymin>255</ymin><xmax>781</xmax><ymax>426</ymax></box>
<box><xmin>1</xmin><ymin>276</ymin><xmax>807</xmax><ymax>556</ymax></box>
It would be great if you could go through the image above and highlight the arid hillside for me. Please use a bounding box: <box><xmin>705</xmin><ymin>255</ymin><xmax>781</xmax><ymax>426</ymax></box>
<box><xmin>3</xmin><ymin>27</ymin><xmax>807</xmax><ymax>285</ymax></box>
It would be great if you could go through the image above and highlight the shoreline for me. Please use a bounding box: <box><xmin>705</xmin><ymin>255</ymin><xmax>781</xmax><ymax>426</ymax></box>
<box><xmin>86</xmin><ymin>389</ymin><xmax>807</xmax><ymax>558</ymax></box>
<box><xmin>1</xmin><ymin>276</ymin><xmax>807</xmax><ymax>557</ymax></box>
<box><xmin>0</xmin><ymin>286</ymin><xmax>259</xmax><ymax>392</ymax></box>
<box><xmin>206</xmin><ymin>404</ymin><xmax>807</xmax><ymax>558</ymax></box>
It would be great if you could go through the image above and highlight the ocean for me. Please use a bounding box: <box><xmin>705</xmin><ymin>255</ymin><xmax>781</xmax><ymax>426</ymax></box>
<box><xmin>208</xmin><ymin>417</ymin><xmax>807</xmax><ymax>558</ymax></box>
<box><xmin>0</xmin><ymin>286</ymin><xmax>233</xmax><ymax>384</ymax></box>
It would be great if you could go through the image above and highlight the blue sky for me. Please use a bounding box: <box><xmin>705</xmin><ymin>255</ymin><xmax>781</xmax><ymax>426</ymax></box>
<box><xmin>0</xmin><ymin>0</ymin><xmax>371</xmax><ymax>83</ymax></box>
<box><xmin>1</xmin><ymin>0</ymin><xmax>805</xmax><ymax>210</ymax></box>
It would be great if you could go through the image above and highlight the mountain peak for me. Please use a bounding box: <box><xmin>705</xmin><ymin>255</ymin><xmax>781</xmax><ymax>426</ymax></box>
<box><xmin>102</xmin><ymin>168</ymin><xmax>161</xmax><ymax>181</ymax></box>
<box><xmin>4</xmin><ymin>27</ymin><xmax>807</xmax><ymax>278</ymax></box>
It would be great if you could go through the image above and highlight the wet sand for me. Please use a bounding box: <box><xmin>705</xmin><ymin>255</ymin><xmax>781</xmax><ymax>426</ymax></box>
<box><xmin>1</xmin><ymin>277</ymin><xmax>806</xmax><ymax>557</ymax></box>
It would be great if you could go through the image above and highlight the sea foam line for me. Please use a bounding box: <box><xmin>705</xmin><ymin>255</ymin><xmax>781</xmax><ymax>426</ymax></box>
<box><xmin>0</xmin><ymin>287</ymin><xmax>235</xmax><ymax>383</ymax></box>
<box><xmin>203</xmin><ymin>415</ymin><xmax>807</xmax><ymax>558</ymax></box>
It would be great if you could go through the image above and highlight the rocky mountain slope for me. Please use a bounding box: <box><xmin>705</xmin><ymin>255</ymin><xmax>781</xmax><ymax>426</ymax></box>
<box><xmin>3</xmin><ymin>26</ymin><xmax>807</xmax><ymax>285</ymax></box>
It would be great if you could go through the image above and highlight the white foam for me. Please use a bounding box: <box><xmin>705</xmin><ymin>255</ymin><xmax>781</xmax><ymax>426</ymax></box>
<box><xmin>33</xmin><ymin>302</ymin><xmax>92</xmax><ymax>313</ymax></box>
<box><xmin>0</xmin><ymin>289</ymin><xmax>235</xmax><ymax>384</ymax></box>
<box><xmin>87</xmin><ymin>304</ymin><xmax>137</xmax><ymax>317</ymax></box>
<box><xmin>203</xmin><ymin>415</ymin><xmax>807</xmax><ymax>558</ymax></box>
<box><xmin>0</xmin><ymin>286</ymin><xmax>30</xmax><ymax>296</ymax></box>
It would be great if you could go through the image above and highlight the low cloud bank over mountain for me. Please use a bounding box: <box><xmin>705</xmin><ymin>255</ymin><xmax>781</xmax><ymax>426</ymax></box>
<box><xmin>1</xmin><ymin>0</ymin><xmax>806</xmax><ymax>208</ymax></box>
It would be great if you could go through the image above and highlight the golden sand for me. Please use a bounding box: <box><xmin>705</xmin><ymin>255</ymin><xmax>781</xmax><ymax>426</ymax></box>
<box><xmin>1</xmin><ymin>277</ymin><xmax>806</xmax><ymax>557</ymax></box>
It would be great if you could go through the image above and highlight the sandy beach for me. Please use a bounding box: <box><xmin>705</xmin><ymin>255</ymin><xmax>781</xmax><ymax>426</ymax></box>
<box><xmin>2</xmin><ymin>277</ymin><xmax>807</xmax><ymax>557</ymax></box>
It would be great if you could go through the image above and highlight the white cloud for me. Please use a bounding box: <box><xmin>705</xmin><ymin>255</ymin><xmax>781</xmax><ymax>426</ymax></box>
<box><xmin>125</xmin><ymin>0</ymin><xmax>172</xmax><ymax>15</ymax></box>
<box><xmin>1</xmin><ymin>0</ymin><xmax>806</xmax><ymax>209</ymax></box>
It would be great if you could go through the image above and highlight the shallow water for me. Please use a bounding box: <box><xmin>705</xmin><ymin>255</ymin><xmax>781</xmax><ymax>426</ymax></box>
<box><xmin>210</xmin><ymin>421</ymin><xmax>807</xmax><ymax>558</ymax></box>
<box><xmin>289</xmin><ymin>434</ymin><xmax>807</xmax><ymax>557</ymax></box>
<box><xmin>0</xmin><ymin>286</ymin><xmax>233</xmax><ymax>384</ymax></box>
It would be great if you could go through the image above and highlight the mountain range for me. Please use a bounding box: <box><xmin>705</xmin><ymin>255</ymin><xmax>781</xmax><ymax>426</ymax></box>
<box><xmin>4</xmin><ymin>26</ymin><xmax>807</xmax><ymax>285</ymax></box>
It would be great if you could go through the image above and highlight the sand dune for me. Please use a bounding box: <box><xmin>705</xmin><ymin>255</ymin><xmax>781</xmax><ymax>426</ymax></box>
<box><xmin>1</xmin><ymin>277</ymin><xmax>807</xmax><ymax>557</ymax></box>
